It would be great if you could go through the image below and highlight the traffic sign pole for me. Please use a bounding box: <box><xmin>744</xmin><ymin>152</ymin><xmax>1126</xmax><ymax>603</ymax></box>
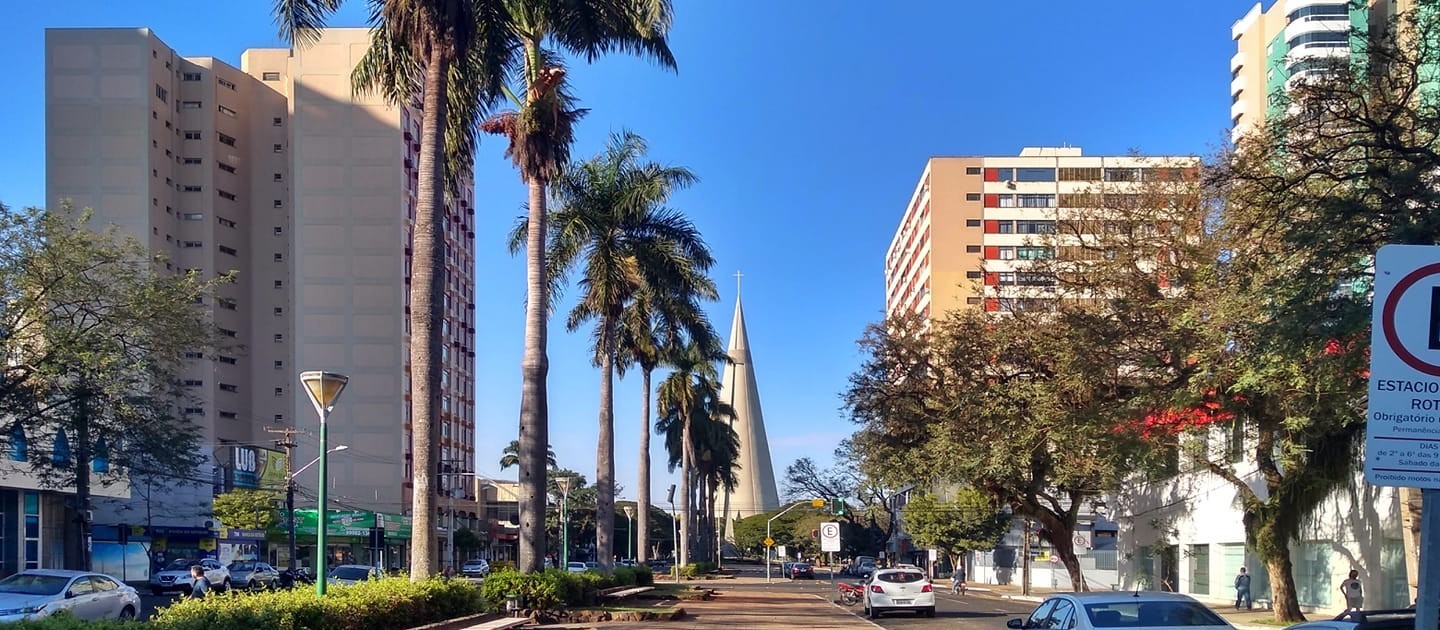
<box><xmin>1419</xmin><ymin>490</ymin><xmax>1438</xmax><ymax>630</ymax></box>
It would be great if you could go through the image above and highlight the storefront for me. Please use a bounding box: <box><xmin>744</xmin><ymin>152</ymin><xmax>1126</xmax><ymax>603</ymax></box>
<box><xmin>292</xmin><ymin>509</ymin><xmax>412</xmax><ymax>573</ymax></box>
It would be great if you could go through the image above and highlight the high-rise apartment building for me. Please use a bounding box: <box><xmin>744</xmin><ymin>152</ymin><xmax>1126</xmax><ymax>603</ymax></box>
<box><xmin>1229</xmin><ymin>0</ymin><xmax>1418</xmax><ymax>139</ymax></box>
<box><xmin>40</xmin><ymin>27</ymin><xmax>476</xmax><ymax>570</ymax></box>
<box><xmin>885</xmin><ymin>148</ymin><xmax>1197</xmax><ymax>321</ymax></box>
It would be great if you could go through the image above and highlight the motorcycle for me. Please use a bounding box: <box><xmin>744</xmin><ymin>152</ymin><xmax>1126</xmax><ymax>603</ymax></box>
<box><xmin>836</xmin><ymin>581</ymin><xmax>866</xmax><ymax>606</ymax></box>
<box><xmin>278</xmin><ymin>568</ymin><xmax>315</xmax><ymax>588</ymax></box>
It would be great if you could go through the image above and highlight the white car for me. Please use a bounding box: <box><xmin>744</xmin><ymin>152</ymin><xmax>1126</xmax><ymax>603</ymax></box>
<box><xmin>149</xmin><ymin>558</ymin><xmax>231</xmax><ymax>595</ymax></box>
<box><xmin>0</xmin><ymin>569</ymin><xmax>141</xmax><ymax>622</ymax></box>
<box><xmin>566</xmin><ymin>561</ymin><xmax>588</xmax><ymax>573</ymax></box>
<box><xmin>327</xmin><ymin>564</ymin><xmax>382</xmax><ymax>586</ymax></box>
<box><xmin>1007</xmin><ymin>592</ymin><xmax>1234</xmax><ymax>630</ymax></box>
<box><xmin>863</xmin><ymin>566</ymin><xmax>935</xmax><ymax>619</ymax></box>
<box><xmin>1285</xmin><ymin>608</ymin><xmax>1416</xmax><ymax>630</ymax></box>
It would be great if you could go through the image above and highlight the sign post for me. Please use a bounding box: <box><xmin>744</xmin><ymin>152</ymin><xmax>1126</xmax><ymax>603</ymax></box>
<box><xmin>820</xmin><ymin>522</ymin><xmax>841</xmax><ymax>589</ymax></box>
<box><xmin>1367</xmin><ymin>244</ymin><xmax>1440</xmax><ymax>627</ymax></box>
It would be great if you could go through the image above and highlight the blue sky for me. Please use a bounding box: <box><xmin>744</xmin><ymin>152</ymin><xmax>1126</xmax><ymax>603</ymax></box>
<box><xmin>1</xmin><ymin>0</ymin><xmax>1260</xmax><ymax>502</ymax></box>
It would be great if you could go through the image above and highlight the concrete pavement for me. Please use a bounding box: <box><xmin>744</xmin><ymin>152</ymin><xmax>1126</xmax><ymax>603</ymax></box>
<box><xmin>541</xmin><ymin>577</ymin><xmax>873</xmax><ymax>629</ymax></box>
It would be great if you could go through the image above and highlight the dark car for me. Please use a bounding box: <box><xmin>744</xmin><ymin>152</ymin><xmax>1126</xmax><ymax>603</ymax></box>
<box><xmin>789</xmin><ymin>562</ymin><xmax>815</xmax><ymax>579</ymax></box>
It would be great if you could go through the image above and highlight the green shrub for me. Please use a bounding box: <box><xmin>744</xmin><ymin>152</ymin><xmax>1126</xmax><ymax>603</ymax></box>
<box><xmin>12</xmin><ymin>577</ymin><xmax>483</xmax><ymax>630</ymax></box>
<box><xmin>633</xmin><ymin>565</ymin><xmax>654</xmax><ymax>586</ymax></box>
<box><xmin>612</xmin><ymin>567</ymin><xmax>636</xmax><ymax>586</ymax></box>
<box><xmin>479</xmin><ymin>568</ymin><xmax>584</xmax><ymax>611</ymax></box>
<box><xmin>679</xmin><ymin>561</ymin><xmax>717</xmax><ymax>578</ymax></box>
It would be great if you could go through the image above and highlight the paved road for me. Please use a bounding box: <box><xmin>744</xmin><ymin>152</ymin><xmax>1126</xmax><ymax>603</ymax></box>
<box><xmin>718</xmin><ymin>563</ymin><xmax>1037</xmax><ymax>629</ymax></box>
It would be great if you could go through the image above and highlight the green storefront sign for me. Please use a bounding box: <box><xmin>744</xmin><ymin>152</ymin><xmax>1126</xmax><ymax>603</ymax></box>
<box><xmin>293</xmin><ymin>510</ymin><xmax>411</xmax><ymax>539</ymax></box>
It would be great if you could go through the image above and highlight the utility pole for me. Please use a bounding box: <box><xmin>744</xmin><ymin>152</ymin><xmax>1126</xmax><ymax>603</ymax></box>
<box><xmin>267</xmin><ymin>427</ymin><xmax>307</xmax><ymax>573</ymax></box>
<box><xmin>1022</xmin><ymin>517</ymin><xmax>1032</xmax><ymax>597</ymax></box>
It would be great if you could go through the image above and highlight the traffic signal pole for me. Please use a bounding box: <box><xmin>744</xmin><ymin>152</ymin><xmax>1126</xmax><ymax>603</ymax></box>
<box><xmin>766</xmin><ymin>499</ymin><xmax>826</xmax><ymax>583</ymax></box>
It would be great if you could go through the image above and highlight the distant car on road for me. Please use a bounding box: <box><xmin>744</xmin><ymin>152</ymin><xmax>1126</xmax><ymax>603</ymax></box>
<box><xmin>228</xmin><ymin>561</ymin><xmax>280</xmax><ymax>591</ymax></box>
<box><xmin>1007</xmin><ymin>592</ymin><xmax>1234</xmax><ymax>630</ymax></box>
<box><xmin>788</xmin><ymin>562</ymin><xmax>815</xmax><ymax>579</ymax></box>
<box><xmin>460</xmin><ymin>559</ymin><xmax>490</xmax><ymax>578</ymax></box>
<box><xmin>327</xmin><ymin>565</ymin><xmax>382</xmax><ymax>586</ymax></box>
<box><xmin>0</xmin><ymin>569</ymin><xmax>140</xmax><ymax>623</ymax></box>
<box><xmin>566</xmin><ymin>562</ymin><xmax>588</xmax><ymax>573</ymax></box>
<box><xmin>863</xmin><ymin>567</ymin><xmax>934</xmax><ymax>619</ymax></box>
<box><xmin>149</xmin><ymin>558</ymin><xmax>230</xmax><ymax>595</ymax></box>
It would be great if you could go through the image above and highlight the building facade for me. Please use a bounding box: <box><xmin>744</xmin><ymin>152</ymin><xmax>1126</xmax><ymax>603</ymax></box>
<box><xmin>885</xmin><ymin>148</ymin><xmax>1197</xmax><ymax>322</ymax></box>
<box><xmin>24</xmin><ymin>26</ymin><xmax>477</xmax><ymax>576</ymax></box>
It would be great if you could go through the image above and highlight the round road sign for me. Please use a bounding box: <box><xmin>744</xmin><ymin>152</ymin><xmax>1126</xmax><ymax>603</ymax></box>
<box><xmin>820</xmin><ymin>523</ymin><xmax>840</xmax><ymax>540</ymax></box>
<box><xmin>1382</xmin><ymin>262</ymin><xmax>1440</xmax><ymax>376</ymax></box>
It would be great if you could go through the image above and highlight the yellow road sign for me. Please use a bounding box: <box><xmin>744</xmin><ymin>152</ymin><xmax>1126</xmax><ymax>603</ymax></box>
<box><xmin>811</xmin><ymin>498</ymin><xmax>825</xmax><ymax>508</ymax></box>
<box><xmin>763</xmin><ymin>537</ymin><xmax>775</xmax><ymax>547</ymax></box>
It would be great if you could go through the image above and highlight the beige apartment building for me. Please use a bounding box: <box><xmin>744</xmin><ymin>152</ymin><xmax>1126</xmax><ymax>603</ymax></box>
<box><xmin>1229</xmin><ymin>0</ymin><xmax>1419</xmax><ymax>139</ymax></box>
<box><xmin>42</xmin><ymin>27</ymin><xmax>476</xmax><ymax>570</ymax></box>
<box><xmin>885</xmin><ymin>148</ymin><xmax>1198</xmax><ymax>321</ymax></box>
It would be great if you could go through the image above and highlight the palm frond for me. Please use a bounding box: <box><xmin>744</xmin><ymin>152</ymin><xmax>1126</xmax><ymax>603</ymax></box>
<box><xmin>274</xmin><ymin>0</ymin><xmax>343</xmax><ymax>47</ymax></box>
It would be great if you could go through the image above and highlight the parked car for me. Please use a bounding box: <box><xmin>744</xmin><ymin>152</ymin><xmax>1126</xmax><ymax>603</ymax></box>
<box><xmin>854</xmin><ymin>560</ymin><xmax>878</xmax><ymax>580</ymax></box>
<box><xmin>327</xmin><ymin>565</ymin><xmax>382</xmax><ymax>586</ymax></box>
<box><xmin>149</xmin><ymin>558</ymin><xmax>231</xmax><ymax>595</ymax></box>
<box><xmin>1288</xmin><ymin>609</ymin><xmax>1417</xmax><ymax>630</ymax></box>
<box><xmin>460</xmin><ymin>559</ymin><xmax>490</xmax><ymax>578</ymax></box>
<box><xmin>1007</xmin><ymin>592</ymin><xmax>1234</xmax><ymax>630</ymax></box>
<box><xmin>228</xmin><ymin>561</ymin><xmax>280</xmax><ymax>591</ymax></box>
<box><xmin>844</xmin><ymin>555</ymin><xmax>876</xmax><ymax>576</ymax></box>
<box><xmin>788</xmin><ymin>562</ymin><xmax>815</xmax><ymax>579</ymax></box>
<box><xmin>0</xmin><ymin>569</ymin><xmax>141</xmax><ymax>623</ymax></box>
<box><xmin>566</xmin><ymin>562</ymin><xmax>588</xmax><ymax>573</ymax></box>
<box><xmin>863</xmin><ymin>566</ymin><xmax>935</xmax><ymax>619</ymax></box>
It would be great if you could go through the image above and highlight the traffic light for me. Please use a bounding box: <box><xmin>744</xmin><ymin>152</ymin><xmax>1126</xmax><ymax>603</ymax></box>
<box><xmin>833</xmin><ymin>498</ymin><xmax>847</xmax><ymax>516</ymax></box>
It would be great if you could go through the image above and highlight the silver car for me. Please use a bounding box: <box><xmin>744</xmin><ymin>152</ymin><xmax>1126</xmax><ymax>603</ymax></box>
<box><xmin>1008</xmin><ymin>592</ymin><xmax>1234</xmax><ymax>630</ymax></box>
<box><xmin>327</xmin><ymin>564</ymin><xmax>382</xmax><ymax>586</ymax></box>
<box><xmin>0</xmin><ymin>569</ymin><xmax>141</xmax><ymax>622</ymax></box>
<box><xmin>229</xmin><ymin>561</ymin><xmax>281</xmax><ymax>591</ymax></box>
<box><xmin>150</xmin><ymin>557</ymin><xmax>231</xmax><ymax>595</ymax></box>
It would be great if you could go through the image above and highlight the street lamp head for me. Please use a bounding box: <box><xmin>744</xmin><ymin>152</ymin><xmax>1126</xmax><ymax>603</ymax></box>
<box><xmin>623</xmin><ymin>505</ymin><xmax>635</xmax><ymax>519</ymax></box>
<box><xmin>555</xmin><ymin>475</ymin><xmax>577</xmax><ymax>494</ymax></box>
<box><xmin>300</xmin><ymin>371</ymin><xmax>349</xmax><ymax>416</ymax></box>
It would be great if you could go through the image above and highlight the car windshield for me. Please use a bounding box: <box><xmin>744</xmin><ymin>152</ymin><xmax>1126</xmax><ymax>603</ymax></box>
<box><xmin>0</xmin><ymin>574</ymin><xmax>69</xmax><ymax>596</ymax></box>
<box><xmin>1085</xmin><ymin>601</ymin><xmax>1227</xmax><ymax>627</ymax></box>
<box><xmin>877</xmin><ymin>571</ymin><xmax>925</xmax><ymax>583</ymax></box>
<box><xmin>331</xmin><ymin>567</ymin><xmax>372</xmax><ymax>581</ymax></box>
<box><xmin>463</xmin><ymin>560</ymin><xmax>484</xmax><ymax>567</ymax></box>
<box><xmin>230</xmin><ymin>562</ymin><xmax>254</xmax><ymax>571</ymax></box>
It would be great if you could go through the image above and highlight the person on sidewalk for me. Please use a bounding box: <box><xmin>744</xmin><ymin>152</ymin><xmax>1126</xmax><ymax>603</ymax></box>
<box><xmin>1233</xmin><ymin>567</ymin><xmax>1252</xmax><ymax>610</ymax></box>
<box><xmin>1340</xmin><ymin>570</ymin><xmax>1363</xmax><ymax>611</ymax></box>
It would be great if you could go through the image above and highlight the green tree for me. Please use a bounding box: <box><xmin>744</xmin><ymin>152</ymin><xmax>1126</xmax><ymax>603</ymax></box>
<box><xmin>498</xmin><ymin>439</ymin><xmax>556</xmax><ymax>471</ymax></box>
<box><xmin>656</xmin><ymin>341</ymin><xmax>732</xmax><ymax>566</ymax></box>
<box><xmin>514</xmin><ymin>131</ymin><xmax>710</xmax><ymax>572</ymax></box>
<box><xmin>213</xmin><ymin>489</ymin><xmax>281</xmax><ymax>531</ymax></box>
<box><xmin>0</xmin><ymin>206</ymin><xmax>225</xmax><ymax>570</ymax></box>
<box><xmin>275</xmin><ymin>0</ymin><xmax>516</xmax><ymax>580</ymax></box>
<box><xmin>454</xmin><ymin>527</ymin><xmax>483</xmax><ymax>551</ymax></box>
<box><xmin>477</xmin><ymin>0</ymin><xmax>677</xmax><ymax>574</ymax></box>
<box><xmin>902</xmin><ymin>491</ymin><xmax>1009</xmax><ymax>575</ymax></box>
<box><xmin>1189</xmin><ymin>7</ymin><xmax>1440</xmax><ymax>621</ymax></box>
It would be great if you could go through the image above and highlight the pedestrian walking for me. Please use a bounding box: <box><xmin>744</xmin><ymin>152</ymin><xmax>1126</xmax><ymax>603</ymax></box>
<box><xmin>1340</xmin><ymin>570</ymin><xmax>1363</xmax><ymax>611</ymax></box>
<box><xmin>1234</xmin><ymin>567</ymin><xmax>1252</xmax><ymax>610</ymax></box>
<box><xmin>188</xmin><ymin>565</ymin><xmax>211</xmax><ymax>598</ymax></box>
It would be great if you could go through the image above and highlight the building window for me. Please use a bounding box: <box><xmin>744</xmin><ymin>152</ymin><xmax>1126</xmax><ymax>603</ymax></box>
<box><xmin>218</xmin><ymin>190</ymin><xmax>237</xmax><ymax>201</ymax></box>
<box><xmin>218</xmin><ymin>105</ymin><xmax>237</xmax><ymax>117</ymax></box>
<box><xmin>218</xmin><ymin>217</ymin><xmax>237</xmax><ymax>228</ymax></box>
<box><xmin>273</xmin><ymin>144</ymin><xmax>284</xmax><ymax>153</ymax></box>
<box><xmin>965</xmin><ymin>193</ymin><xmax>981</xmax><ymax>201</ymax></box>
<box><xmin>219</xmin><ymin>383</ymin><xmax>239</xmax><ymax>393</ymax></box>
<box><xmin>273</xmin><ymin>334</ymin><xmax>284</xmax><ymax>343</ymax></box>
<box><xmin>184</xmin><ymin>407</ymin><xmax>204</xmax><ymax>415</ymax></box>
<box><xmin>966</xmin><ymin>271</ymin><xmax>983</xmax><ymax>279</ymax></box>
<box><xmin>272</xmin><ymin>116</ymin><xmax>283</xmax><ymax>126</ymax></box>
<box><xmin>218</xmin><ymin>355</ymin><xmax>237</xmax><ymax>365</ymax></box>
<box><xmin>966</xmin><ymin>297</ymin><xmax>982</xmax><ymax>305</ymax></box>
<box><xmin>218</xmin><ymin>245</ymin><xmax>237</xmax><ymax>256</ymax></box>
<box><xmin>966</xmin><ymin>219</ymin><xmax>981</xmax><ymax>228</ymax></box>
<box><xmin>1189</xmin><ymin>544</ymin><xmax>1211</xmax><ymax>595</ymax></box>
<box><xmin>218</xmin><ymin>328</ymin><xmax>237</xmax><ymax>338</ymax></box>
<box><xmin>274</xmin><ymin>280</ymin><xmax>284</xmax><ymax>289</ymax></box>
<box><xmin>274</xmin><ymin>414</ymin><xmax>285</xmax><ymax>422</ymax></box>
<box><xmin>965</xmin><ymin>167</ymin><xmax>981</xmax><ymax>175</ymax></box>
<box><xmin>966</xmin><ymin>245</ymin><xmax>981</xmax><ymax>253</ymax></box>
<box><xmin>182</xmin><ymin>212</ymin><xmax>203</xmax><ymax>221</ymax></box>
<box><xmin>273</xmin><ymin>200</ymin><xmax>284</xmax><ymax>208</ymax></box>
<box><xmin>273</xmin><ymin>227</ymin><xmax>284</xmax><ymax>236</ymax></box>
<box><xmin>1015</xmin><ymin>168</ymin><xmax>1056</xmax><ymax>182</ymax></box>
<box><xmin>274</xmin><ymin>387</ymin><xmax>284</xmax><ymax>397</ymax></box>
<box><xmin>217</xmin><ymin>77</ymin><xmax>237</xmax><ymax>90</ymax></box>
<box><xmin>182</xmin><ymin>379</ymin><xmax>203</xmax><ymax>387</ymax></box>
<box><xmin>1059</xmin><ymin>167</ymin><xmax>1102</xmax><ymax>181</ymax></box>
<box><xmin>182</xmin><ymin>157</ymin><xmax>202</xmax><ymax>165</ymax></box>
<box><xmin>274</xmin><ymin>360</ymin><xmax>284</xmax><ymax>370</ymax></box>
<box><xmin>273</xmin><ymin>253</ymin><xmax>284</xmax><ymax>262</ymax></box>
<box><xmin>273</xmin><ymin>173</ymin><xmax>283</xmax><ymax>182</ymax></box>
<box><xmin>182</xmin><ymin>240</ymin><xmax>203</xmax><ymax>248</ymax></box>
<box><xmin>219</xmin><ymin>411</ymin><xmax>238</xmax><ymax>419</ymax></box>
<box><xmin>184</xmin><ymin>130</ymin><xmax>202</xmax><ymax>140</ymax></box>
<box><xmin>218</xmin><ymin>133</ymin><xmax>237</xmax><ymax>147</ymax></box>
<box><xmin>181</xmin><ymin>101</ymin><xmax>201</xmax><ymax>109</ymax></box>
<box><xmin>155</xmin><ymin>84</ymin><xmax>168</xmax><ymax>102</ymax></box>
<box><xmin>217</xmin><ymin>162</ymin><xmax>236</xmax><ymax>174</ymax></box>
<box><xmin>217</xmin><ymin>298</ymin><xmax>237</xmax><ymax>311</ymax></box>
<box><xmin>182</xmin><ymin>185</ymin><xmax>202</xmax><ymax>192</ymax></box>
<box><xmin>182</xmin><ymin>72</ymin><xmax>202</xmax><ymax>81</ymax></box>
<box><xmin>182</xmin><ymin>351</ymin><xmax>203</xmax><ymax>359</ymax></box>
<box><xmin>274</xmin><ymin>307</ymin><xmax>284</xmax><ymax>316</ymax></box>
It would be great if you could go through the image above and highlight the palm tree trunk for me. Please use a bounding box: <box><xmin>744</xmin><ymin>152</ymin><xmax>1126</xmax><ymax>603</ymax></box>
<box><xmin>595</xmin><ymin>339</ymin><xmax>616</xmax><ymax>572</ymax></box>
<box><xmin>518</xmin><ymin>171</ymin><xmax>551</xmax><ymax>574</ymax></box>
<box><xmin>679</xmin><ymin>417</ymin><xmax>692</xmax><ymax>568</ymax></box>
<box><xmin>636</xmin><ymin>368</ymin><xmax>652</xmax><ymax>563</ymax></box>
<box><xmin>408</xmin><ymin>44</ymin><xmax>449</xmax><ymax>581</ymax></box>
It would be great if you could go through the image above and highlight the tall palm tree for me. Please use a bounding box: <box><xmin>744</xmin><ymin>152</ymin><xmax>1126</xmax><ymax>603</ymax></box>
<box><xmin>498</xmin><ymin>439</ymin><xmax>556</xmax><ymax>470</ymax></box>
<box><xmin>512</xmin><ymin>131</ymin><xmax>708</xmax><ymax>572</ymax></box>
<box><xmin>655</xmin><ymin>340</ymin><xmax>729</xmax><ymax>567</ymax></box>
<box><xmin>615</xmin><ymin>286</ymin><xmax>715</xmax><ymax>563</ymax></box>
<box><xmin>479</xmin><ymin>1</ymin><xmax>676</xmax><ymax>574</ymax></box>
<box><xmin>274</xmin><ymin>0</ymin><xmax>515</xmax><ymax>580</ymax></box>
<box><xmin>692</xmin><ymin>406</ymin><xmax>739</xmax><ymax>563</ymax></box>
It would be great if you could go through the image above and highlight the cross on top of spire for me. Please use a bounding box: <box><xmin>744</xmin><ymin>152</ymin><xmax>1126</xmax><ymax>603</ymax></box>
<box><xmin>734</xmin><ymin>270</ymin><xmax>744</xmax><ymax>296</ymax></box>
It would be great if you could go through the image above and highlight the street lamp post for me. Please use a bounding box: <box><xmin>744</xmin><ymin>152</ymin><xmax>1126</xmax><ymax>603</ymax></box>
<box><xmin>623</xmin><ymin>505</ymin><xmax>635</xmax><ymax>562</ymax></box>
<box><xmin>667</xmin><ymin>484</ymin><xmax>679</xmax><ymax>584</ymax></box>
<box><xmin>300</xmin><ymin>371</ymin><xmax>349</xmax><ymax>596</ymax></box>
<box><xmin>288</xmin><ymin>445</ymin><xmax>349</xmax><ymax>583</ymax></box>
<box><xmin>556</xmin><ymin>476</ymin><xmax>576</xmax><ymax>568</ymax></box>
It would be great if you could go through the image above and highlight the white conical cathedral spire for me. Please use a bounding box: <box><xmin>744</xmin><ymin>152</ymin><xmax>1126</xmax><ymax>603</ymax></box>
<box><xmin>719</xmin><ymin>275</ymin><xmax>780</xmax><ymax>539</ymax></box>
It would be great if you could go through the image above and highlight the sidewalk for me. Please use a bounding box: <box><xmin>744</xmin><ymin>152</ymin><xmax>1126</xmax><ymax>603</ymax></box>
<box><xmin>959</xmin><ymin>581</ymin><xmax>1283</xmax><ymax>630</ymax></box>
<box><xmin>541</xmin><ymin>579</ymin><xmax>869</xmax><ymax>629</ymax></box>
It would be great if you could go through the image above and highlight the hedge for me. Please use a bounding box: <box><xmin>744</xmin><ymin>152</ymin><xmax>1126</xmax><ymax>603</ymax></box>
<box><xmin>6</xmin><ymin>577</ymin><xmax>483</xmax><ymax>630</ymax></box>
<box><xmin>478</xmin><ymin>565</ymin><xmax>654</xmax><ymax>611</ymax></box>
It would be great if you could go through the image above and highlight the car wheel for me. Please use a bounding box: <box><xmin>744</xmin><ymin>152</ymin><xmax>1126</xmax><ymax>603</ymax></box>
<box><xmin>118</xmin><ymin>606</ymin><xmax>137</xmax><ymax>620</ymax></box>
<box><xmin>924</xmin><ymin>606</ymin><xmax>936</xmax><ymax>618</ymax></box>
<box><xmin>868</xmin><ymin>606</ymin><xmax>881</xmax><ymax>619</ymax></box>
<box><xmin>245</xmin><ymin>579</ymin><xmax>256</xmax><ymax>592</ymax></box>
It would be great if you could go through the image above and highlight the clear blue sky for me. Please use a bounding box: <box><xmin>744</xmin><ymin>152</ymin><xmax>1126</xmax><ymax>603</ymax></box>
<box><xmin>1</xmin><ymin>0</ymin><xmax>1260</xmax><ymax>502</ymax></box>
